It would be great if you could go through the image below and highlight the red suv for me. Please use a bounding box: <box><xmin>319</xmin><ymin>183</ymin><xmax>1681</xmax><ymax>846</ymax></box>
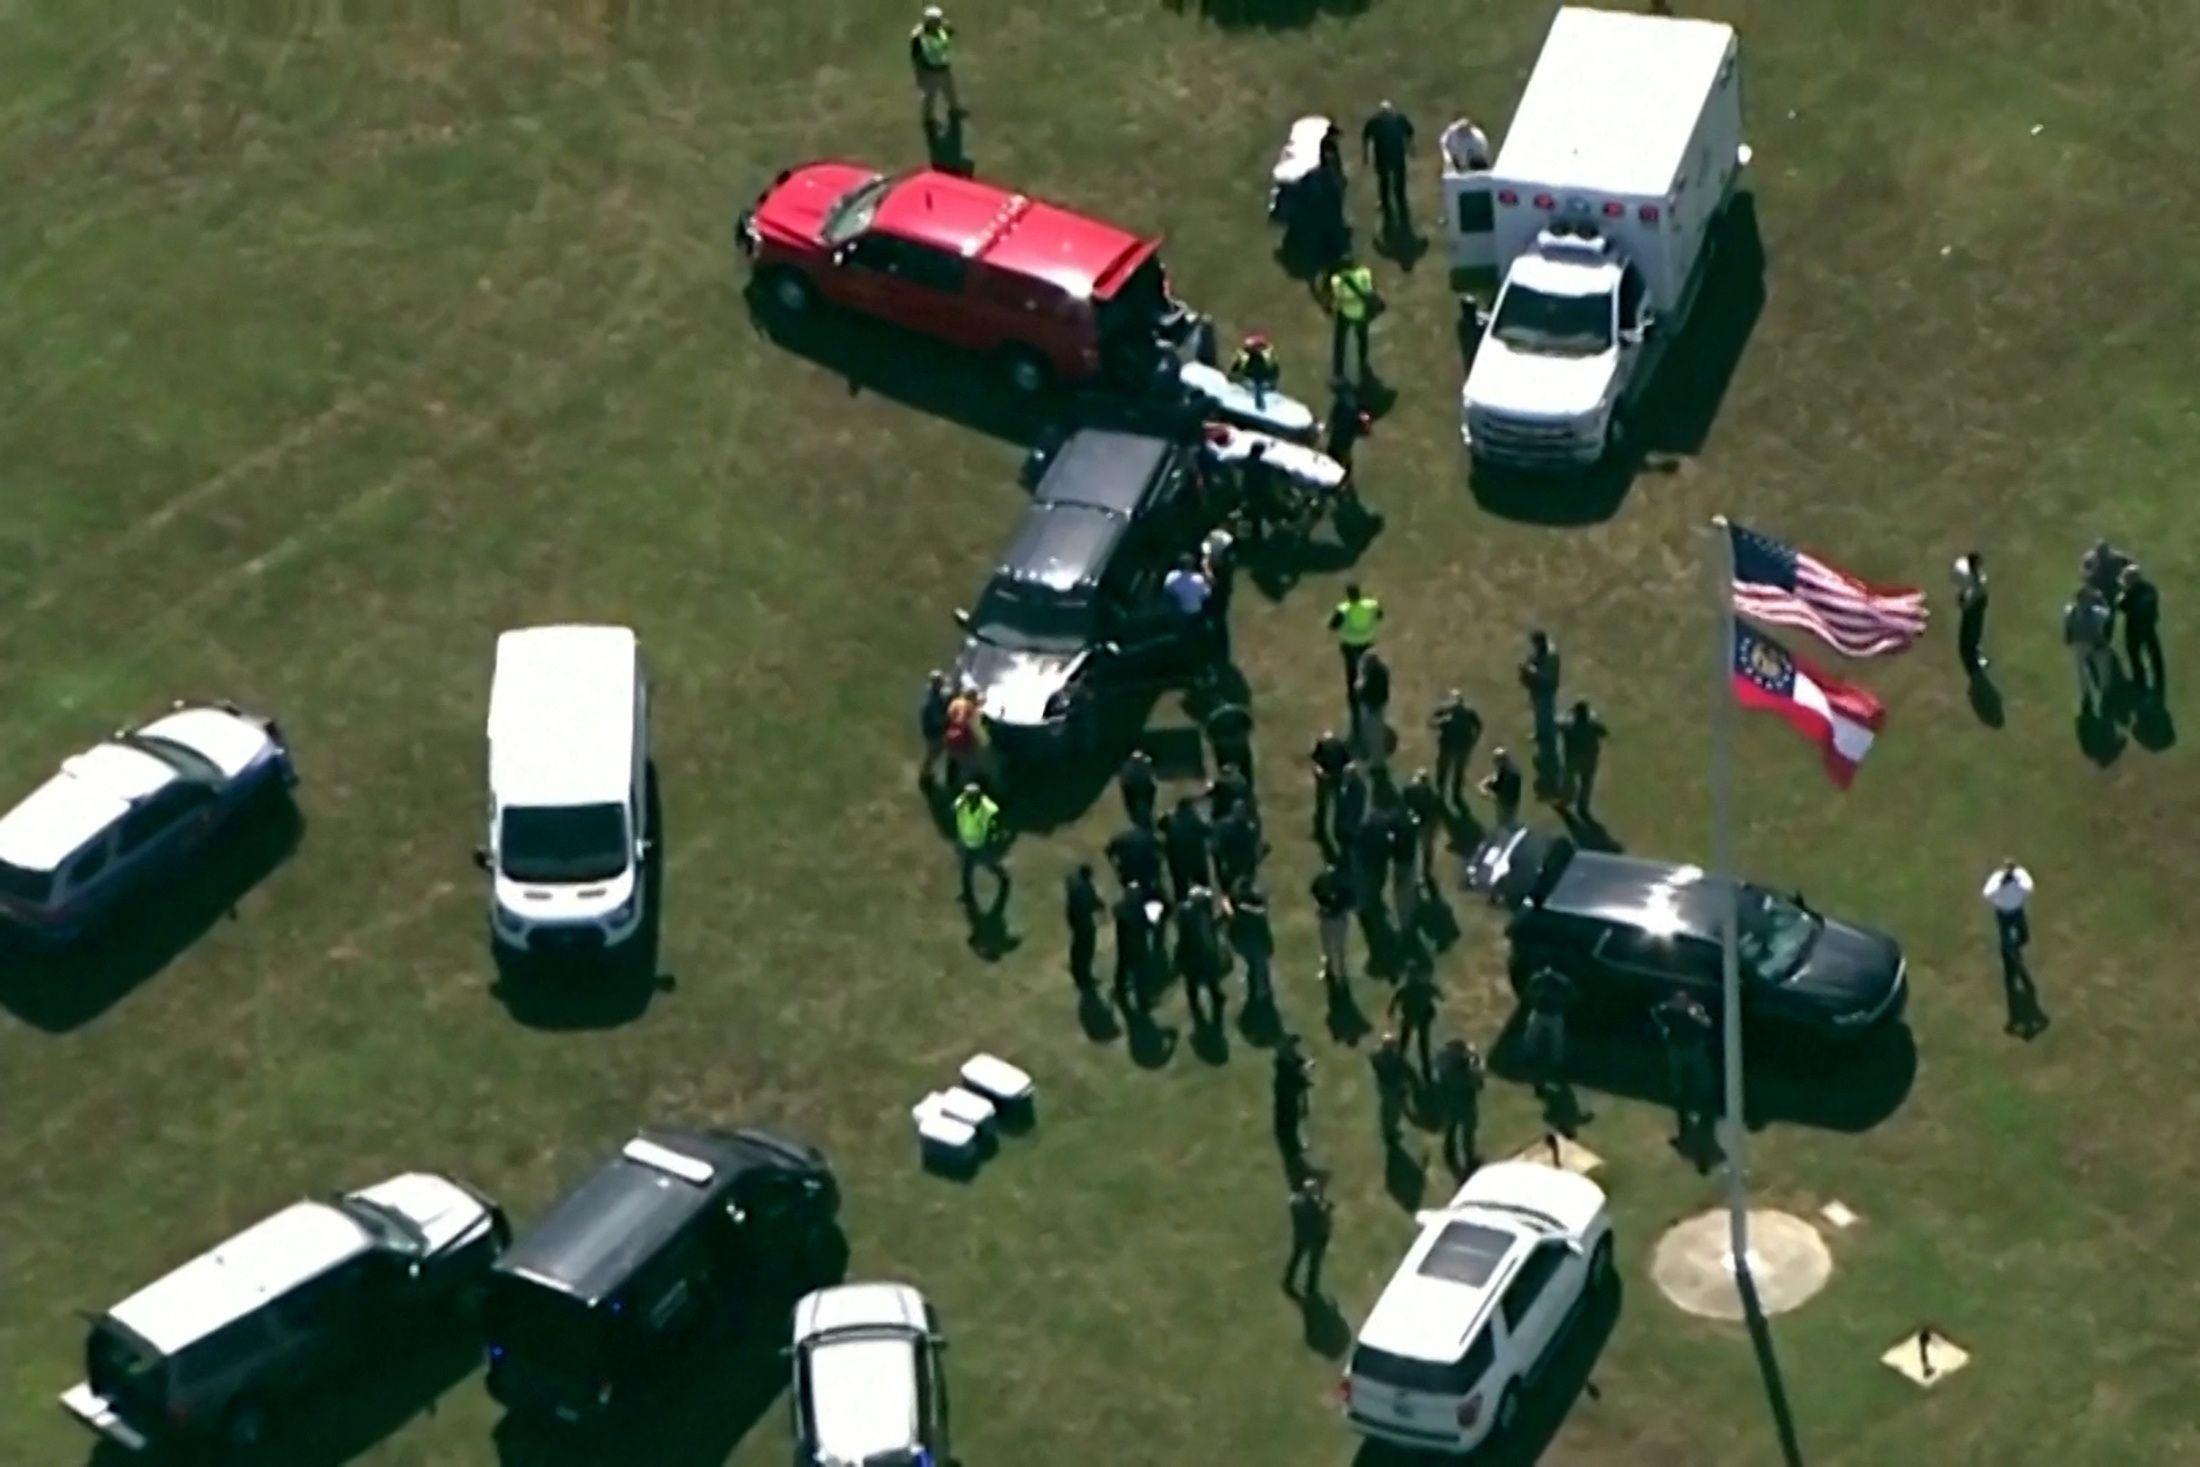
<box><xmin>737</xmin><ymin>164</ymin><xmax>1182</xmax><ymax>394</ymax></box>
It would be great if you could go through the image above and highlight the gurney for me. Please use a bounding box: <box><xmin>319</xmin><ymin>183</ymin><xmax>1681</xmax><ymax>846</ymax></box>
<box><xmin>1178</xmin><ymin>361</ymin><xmax>1319</xmax><ymax>442</ymax></box>
<box><xmin>1201</xmin><ymin>422</ymin><xmax>1346</xmax><ymax>493</ymax></box>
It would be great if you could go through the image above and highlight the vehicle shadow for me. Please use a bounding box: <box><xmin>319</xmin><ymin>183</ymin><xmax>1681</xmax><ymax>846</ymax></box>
<box><xmin>742</xmin><ymin>283</ymin><xmax>1051</xmax><ymax>447</ymax></box>
<box><xmin>1485</xmin><ymin>1006</ymin><xmax>1917</xmax><ymax>1134</ymax></box>
<box><xmin>490</xmin><ymin>1334</ymin><xmax>787</xmax><ymax>1467</ymax></box>
<box><xmin>1468</xmin><ymin>193</ymin><xmax>1766</xmax><ymax>529</ymax></box>
<box><xmin>493</xmin><ymin>770</ymin><xmax>670</xmax><ymax>1032</ymax></box>
<box><xmin>189</xmin><ymin>1327</ymin><xmax>481</xmax><ymax>1467</ymax></box>
<box><xmin>0</xmin><ymin>796</ymin><xmax>303</xmax><ymax>1034</ymax></box>
<box><xmin>1180</xmin><ymin>0</ymin><xmax>1378</xmax><ymax>30</ymax></box>
<box><xmin>1353</xmin><ymin>1275</ymin><xmax>1622</xmax><ymax>1466</ymax></box>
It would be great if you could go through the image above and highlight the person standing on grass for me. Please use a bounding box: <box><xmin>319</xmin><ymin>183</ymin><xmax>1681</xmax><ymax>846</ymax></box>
<box><xmin>1283</xmin><ymin>1174</ymin><xmax>1334</xmax><ymax>1299</ymax></box>
<box><xmin>1327</xmin><ymin>254</ymin><xmax>1381</xmax><ymax>384</ymax></box>
<box><xmin>1362</xmin><ymin>100</ymin><xmax>1418</xmax><ymax>239</ymax></box>
<box><xmin>1229</xmin><ymin>880</ymin><xmax>1275</xmax><ymax>1011</ymax></box>
<box><xmin>1214</xmin><ymin>798</ymin><xmax>1264</xmax><ymax>893</ymax></box>
<box><xmin>1273</xmin><ymin>1038</ymin><xmax>1315</xmax><ymax>1169</ymax></box>
<box><xmin>1205</xmin><ymin>698</ymin><xmax>1255</xmax><ymax>783</ymax></box>
<box><xmin>1326</xmin><ymin>379</ymin><xmax>1372</xmax><ymax>475</ymax></box>
<box><xmin>1330</xmin><ymin>583</ymin><xmax>1383</xmax><ymax>703</ymax></box>
<box><xmin>1952</xmin><ymin>551</ymin><xmax>1990</xmax><ymax>680</ymax></box>
<box><xmin>1390</xmin><ymin>963</ymin><xmax>1440</xmax><ymax>1079</ymax></box>
<box><xmin>1982</xmin><ymin>859</ymin><xmax>2043</xmax><ymax>1036</ymax></box>
<box><xmin>1112</xmin><ymin>882</ymin><xmax>1161</xmax><ymax>1015</ymax></box>
<box><xmin>1431</xmin><ymin>690</ymin><xmax>1482</xmax><ymax>808</ymax></box>
<box><xmin>1312</xmin><ymin>859</ymin><xmax>1357</xmax><ymax>990</ymax></box>
<box><xmin>1353</xmin><ymin>649</ymin><xmax>1393</xmax><ymax>768</ymax></box>
<box><xmin>1559</xmin><ymin>700</ymin><xmax>1609</xmax><ymax>818</ymax></box>
<box><xmin>1351</xmin><ymin>797</ymin><xmax>1394</xmax><ymax>918</ymax></box>
<box><xmin>1105</xmin><ymin>820</ymin><xmax>1163</xmax><ymax>896</ymax></box>
<box><xmin>1118</xmin><ymin>748</ymin><xmax>1157</xmax><ymax>827</ymax></box>
<box><xmin>1521</xmin><ymin>966</ymin><xmax>1574</xmax><ymax>1094</ymax></box>
<box><xmin>1208</xmin><ymin>762</ymin><xmax>1253</xmax><ymax>826</ymax></box>
<box><xmin>1402</xmin><ymin>769</ymin><xmax>1442</xmax><ymax>893</ymax></box>
<box><xmin>1176</xmin><ymin>886</ymin><xmax>1228</xmax><ymax>1028</ymax></box>
<box><xmin>1064</xmin><ymin>864</ymin><xmax>1102</xmax><ymax>992</ymax></box>
<box><xmin>2119</xmin><ymin>563</ymin><xmax>2165</xmax><ymax>696</ymax></box>
<box><xmin>951</xmin><ymin>783</ymin><xmax>1004</xmax><ymax>908</ymax></box>
<box><xmin>917</xmin><ymin>669</ymin><xmax>952</xmax><ymax>785</ymax></box>
<box><xmin>1161</xmin><ymin>796</ymin><xmax>1214</xmax><ymax>905</ymax></box>
<box><xmin>909</xmin><ymin>6</ymin><xmax>962</xmax><ymax>132</ymax></box>
<box><xmin>1519</xmin><ymin>630</ymin><xmax>1563</xmax><ymax>797</ymax></box>
<box><xmin>1370</xmin><ymin>1031</ymin><xmax>1412</xmax><ymax>1148</ymax></box>
<box><xmin>1481</xmin><ymin>747</ymin><xmax>1523</xmax><ymax>829</ymax></box>
<box><xmin>2062</xmin><ymin>585</ymin><xmax>2114</xmax><ymax>720</ymax></box>
<box><xmin>1433</xmin><ymin>1038</ymin><xmax>1485</xmax><ymax>1178</ymax></box>
<box><xmin>1333</xmin><ymin>760</ymin><xmax>1370</xmax><ymax>860</ymax></box>
<box><xmin>1389</xmin><ymin>796</ymin><xmax>1422</xmax><ymax>925</ymax></box>
<box><xmin>1651</xmin><ymin>991</ymin><xmax>1715</xmax><ymax>1150</ymax></box>
<box><xmin>1309</xmin><ymin>729</ymin><xmax>1352</xmax><ymax>845</ymax></box>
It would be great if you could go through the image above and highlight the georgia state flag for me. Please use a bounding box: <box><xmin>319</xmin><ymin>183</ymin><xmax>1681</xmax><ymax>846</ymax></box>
<box><xmin>1731</xmin><ymin>624</ymin><xmax>1887</xmax><ymax>788</ymax></box>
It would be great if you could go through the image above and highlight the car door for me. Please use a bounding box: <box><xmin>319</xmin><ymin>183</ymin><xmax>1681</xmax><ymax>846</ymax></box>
<box><xmin>1589</xmin><ymin>925</ymin><xmax>1714</xmax><ymax>1016</ymax></box>
<box><xmin>50</xmin><ymin>831</ymin><xmax>118</xmax><ymax>925</ymax></box>
<box><xmin>833</xmin><ymin>233</ymin><xmax>904</xmax><ymax>317</ymax></box>
<box><xmin>1495</xmin><ymin>1242</ymin><xmax>1580</xmax><ymax>1383</ymax></box>
<box><xmin>112</xmin><ymin>782</ymin><xmax>218</xmax><ymax>888</ymax></box>
<box><xmin>886</xmin><ymin>238</ymin><xmax>976</xmax><ymax>346</ymax></box>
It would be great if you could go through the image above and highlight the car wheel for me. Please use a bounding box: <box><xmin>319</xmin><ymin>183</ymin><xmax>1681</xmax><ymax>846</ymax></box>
<box><xmin>763</xmin><ymin>268</ymin><xmax>814</xmax><ymax>316</ymax></box>
<box><xmin>1001</xmin><ymin>348</ymin><xmax>1051</xmax><ymax>397</ymax></box>
<box><xmin>1589</xmin><ymin>1235</ymin><xmax>1615</xmax><ymax>1289</ymax></box>
<box><xmin>798</xmin><ymin>1223</ymin><xmax>845</xmax><ymax>1286</ymax></box>
<box><xmin>223</xmin><ymin>1396</ymin><xmax>270</xmax><ymax>1450</ymax></box>
<box><xmin>1493</xmin><ymin>1382</ymin><xmax>1522</xmax><ymax>1438</ymax></box>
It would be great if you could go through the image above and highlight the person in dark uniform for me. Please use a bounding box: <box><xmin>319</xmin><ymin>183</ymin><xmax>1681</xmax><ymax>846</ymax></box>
<box><xmin>1282</xmin><ymin>1173</ymin><xmax>1334</xmax><ymax>1299</ymax></box>
<box><xmin>1161</xmin><ymin>796</ymin><xmax>1214</xmax><ymax>904</ymax></box>
<box><xmin>1389</xmin><ymin>962</ymin><xmax>1440</xmax><ymax>1078</ymax></box>
<box><xmin>1402</xmin><ymin>769</ymin><xmax>1442</xmax><ymax>888</ymax></box>
<box><xmin>1272</xmin><ymin>1038</ymin><xmax>1315</xmax><ymax>1170</ymax></box>
<box><xmin>1370</xmin><ymin>1031</ymin><xmax>1412</xmax><ymax>1148</ymax></box>
<box><xmin>1309</xmin><ymin>730</ymin><xmax>1352</xmax><ymax>845</ymax></box>
<box><xmin>1650</xmin><ymin>991</ymin><xmax>1715</xmax><ymax>1150</ymax></box>
<box><xmin>1208</xmin><ymin>762</ymin><xmax>1253</xmax><ymax>826</ymax></box>
<box><xmin>1952</xmin><ymin>551</ymin><xmax>1990</xmax><ymax>680</ymax></box>
<box><xmin>1312</xmin><ymin>861</ymin><xmax>1356</xmax><ymax>989</ymax></box>
<box><xmin>918</xmin><ymin>669</ymin><xmax>952</xmax><ymax>785</ymax></box>
<box><xmin>1118</xmin><ymin>748</ymin><xmax>1158</xmax><ymax>827</ymax></box>
<box><xmin>1334</xmin><ymin>761</ymin><xmax>1370</xmax><ymax>860</ymax></box>
<box><xmin>1481</xmin><ymin>747</ymin><xmax>1522</xmax><ymax>828</ymax></box>
<box><xmin>1326</xmin><ymin>379</ymin><xmax>1371</xmax><ymax>473</ymax></box>
<box><xmin>1214</xmin><ymin>799</ymin><xmax>1264</xmax><ymax>892</ymax></box>
<box><xmin>1521</xmin><ymin>966</ymin><xmax>1574</xmax><ymax>1094</ymax></box>
<box><xmin>1519</xmin><ymin>630</ymin><xmax>1563</xmax><ymax>798</ymax></box>
<box><xmin>1431</xmin><ymin>690</ymin><xmax>1482</xmax><ymax>808</ymax></box>
<box><xmin>1433</xmin><ymin>1038</ymin><xmax>1484</xmax><ymax>1178</ymax></box>
<box><xmin>1106</xmin><ymin>822</ymin><xmax>1164</xmax><ymax>894</ymax></box>
<box><xmin>1353</xmin><ymin>648</ymin><xmax>1393</xmax><ymax>768</ymax></box>
<box><xmin>1229</xmin><ymin>880</ymin><xmax>1275</xmax><ymax>1011</ymax></box>
<box><xmin>1176</xmin><ymin>886</ymin><xmax>1228</xmax><ymax>1028</ymax></box>
<box><xmin>1064</xmin><ymin>863</ymin><xmax>1102</xmax><ymax>991</ymax></box>
<box><xmin>1205</xmin><ymin>699</ymin><xmax>1256</xmax><ymax>782</ymax></box>
<box><xmin>1388</xmin><ymin>795</ymin><xmax>1422</xmax><ymax>924</ymax></box>
<box><xmin>2120</xmin><ymin>562</ymin><xmax>2165</xmax><ymax>696</ymax></box>
<box><xmin>1362</xmin><ymin>99</ymin><xmax>1418</xmax><ymax>238</ymax></box>
<box><xmin>1112</xmin><ymin>883</ymin><xmax>1160</xmax><ymax>1014</ymax></box>
<box><xmin>1559</xmin><ymin>701</ymin><xmax>1609</xmax><ymax>817</ymax></box>
<box><xmin>1351</xmin><ymin>799</ymin><xmax>1393</xmax><ymax>917</ymax></box>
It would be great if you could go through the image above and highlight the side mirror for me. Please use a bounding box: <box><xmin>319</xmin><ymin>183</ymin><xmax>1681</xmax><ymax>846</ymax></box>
<box><xmin>1102</xmin><ymin>640</ymin><xmax>1123</xmax><ymax>656</ymax></box>
<box><xmin>953</xmin><ymin>607</ymin><xmax>972</xmax><ymax>630</ymax></box>
<box><xmin>472</xmin><ymin>846</ymin><xmax>492</xmax><ymax>872</ymax></box>
<box><xmin>407</xmin><ymin>1260</ymin><xmax>424</xmax><ymax>1280</ymax></box>
<box><xmin>636</xmin><ymin>839</ymin><xmax>655</xmax><ymax>865</ymax></box>
<box><xmin>830</xmin><ymin>244</ymin><xmax>851</xmax><ymax>267</ymax></box>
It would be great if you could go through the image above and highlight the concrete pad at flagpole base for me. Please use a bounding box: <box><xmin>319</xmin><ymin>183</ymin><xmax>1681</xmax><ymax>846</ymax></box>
<box><xmin>1651</xmin><ymin>1208</ymin><xmax>1831</xmax><ymax>1320</ymax></box>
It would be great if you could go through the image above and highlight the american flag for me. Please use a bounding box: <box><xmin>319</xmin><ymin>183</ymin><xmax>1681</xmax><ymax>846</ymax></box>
<box><xmin>1728</xmin><ymin>521</ymin><xmax>1928</xmax><ymax>658</ymax></box>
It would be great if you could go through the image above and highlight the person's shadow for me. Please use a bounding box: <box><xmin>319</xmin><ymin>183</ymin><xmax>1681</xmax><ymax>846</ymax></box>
<box><xmin>2132</xmin><ymin>689</ymin><xmax>2177</xmax><ymax>751</ymax></box>
<box><xmin>1373</xmin><ymin>217</ymin><xmax>1429</xmax><ymax>272</ymax></box>
<box><xmin>1966</xmin><ymin>671</ymin><xmax>2006</xmax><ymax>729</ymax></box>
<box><xmin>1124</xmin><ymin>1005</ymin><xmax>1179</xmax><ymax>1068</ymax></box>
<box><xmin>964</xmin><ymin>875</ymin><xmax>1019</xmax><ymax>961</ymax></box>
<box><xmin>1191</xmin><ymin>1010</ymin><xmax>1233</xmax><ymax>1065</ymax></box>
<box><xmin>1237</xmin><ymin>991</ymin><xmax>1285</xmax><ymax>1047</ymax></box>
<box><xmin>922</xmin><ymin>112</ymin><xmax>972</xmax><ymax>176</ymax></box>
<box><xmin>1077</xmin><ymin>986</ymin><xmax>1122</xmax><ymax>1042</ymax></box>
<box><xmin>2076</xmin><ymin>707</ymin><xmax>2126</xmax><ymax>766</ymax></box>
<box><xmin>1383</xmin><ymin>1142</ymin><xmax>1427</xmax><ymax>1212</ymax></box>
<box><xmin>1300</xmin><ymin>1290</ymin><xmax>1351</xmax><ymax>1359</ymax></box>
<box><xmin>1324</xmin><ymin>977</ymin><xmax>1372</xmax><ymax>1046</ymax></box>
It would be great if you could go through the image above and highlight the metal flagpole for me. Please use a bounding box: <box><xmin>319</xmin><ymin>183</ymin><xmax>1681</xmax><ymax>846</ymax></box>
<box><xmin>1707</xmin><ymin>514</ymin><xmax>1752</xmax><ymax>1279</ymax></box>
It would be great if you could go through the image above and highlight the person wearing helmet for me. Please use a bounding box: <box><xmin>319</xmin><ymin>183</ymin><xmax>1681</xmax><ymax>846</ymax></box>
<box><xmin>909</xmin><ymin>6</ymin><xmax>962</xmax><ymax>131</ymax></box>
<box><xmin>1229</xmin><ymin>331</ymin><xmax>1281</xmax><ymax>405</ymax></box>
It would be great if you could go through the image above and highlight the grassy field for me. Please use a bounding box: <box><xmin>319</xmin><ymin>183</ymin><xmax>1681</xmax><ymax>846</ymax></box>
<box><xmin>5</xmin><ymin>1</ymin><xmax>2200</xmax><ymax>1463</ymax></box>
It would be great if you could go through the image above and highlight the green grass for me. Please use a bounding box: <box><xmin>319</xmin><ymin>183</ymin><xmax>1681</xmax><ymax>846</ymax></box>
<box><xmin>5</xmin><ymin>1</ymin><xmax>2200</xmax><ymax>1463</ymax></box>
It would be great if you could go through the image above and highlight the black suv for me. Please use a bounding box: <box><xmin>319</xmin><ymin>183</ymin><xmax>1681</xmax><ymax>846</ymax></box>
<box><xmin>953</xmin><ymin>428</ymin><xmax>1212</xmax><ymax>754</ymax></box>
<box><xmin>483</xmin><ymin>1127</ymin><xmax>840</xmax><ymax>1424</ymax></box>
<box><xmin>1470</xmin><ymin>828</ymin><xmax>1907</xmax><ymax>1040</ymax></box>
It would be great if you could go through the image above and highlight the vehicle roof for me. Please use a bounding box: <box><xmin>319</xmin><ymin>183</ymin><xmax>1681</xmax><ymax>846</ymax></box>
<box><xmin>0</xmin><ymin>740</ymin><xmax>179</xmax><ymax>873</ymax></box>
<box><xmin>487</xmin><ymin>625</ymin><xmax>639</xmax><ymax>810</ymax></box>
<box><xmin>1032</xmin><ymin>429</ymin><xmax>1178</xmax><ymax>517</ymax></box>
<box><xmin>1355</xmin><ymin>1207</ymin><xmax>1535</xmax><ymax>1363</ymax></box>
<box><xmin>1508</xmin><ymin>247</ymin><xmax>1624</xmax><ymax>298</ymax></box>
<box><xmin>873</xmin><ymin>170</ymin><xmax>1151</xmax><ymax>299</ymax></box>
<box><xmin>808</xmin><ymin>1335</ymin><xmax>921</xmax><ymax>1462</ymax></box>
<box><xmin>795</xmin><ymin>1281</ymin><xmax>928</xmax><ymax>1342</ymax></box>
<box><xmin>105</xmin><ymin>1200</ymin><xmax>375</xmax><ymax>1356</ymax></box>
<box><xmin>1495</xmin><ymin>7</ymin><xmax>1737</xmax><ymax>200</ymax></box>
<box><xmin>993</xmin><ymin>503</ymin><xmax>1128</xmax><ymax>594</ymax></box>
<box><xmin>1537</xmin><ymin>849</ymin><xmax>1726</xmax><ymax>940</ymax></box>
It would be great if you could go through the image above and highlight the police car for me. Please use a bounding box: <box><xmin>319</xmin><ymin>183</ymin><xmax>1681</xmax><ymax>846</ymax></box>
<box><xmin>0</xmin><ymin>700</ymin><xmax>297</xmax><ymax>946</ymax></box>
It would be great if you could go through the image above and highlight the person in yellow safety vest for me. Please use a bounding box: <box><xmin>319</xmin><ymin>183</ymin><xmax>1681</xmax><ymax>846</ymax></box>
<box><xmin>1229</xmin><ymin>332</ymin><xmax>1281</xmax><ymax>405</ymax></box>
<box><xmin>952</xmin><ymin>782</ymin><xmax>1005</xmax><ymax>908</ymax></box>
<box><xmin>1326</xmin><ymin>256</ymin><xmax>1379</xmax><ymax>383</ymax></box>
<box><xmin>909</xmin><ymin>6</ymin><xmax>962</xmax><ymax>132</ymax></box>
<box><xmin>1328</xmin><ymin>581</ymin><xmax>1383</xmax><ymax>702</ymax></box>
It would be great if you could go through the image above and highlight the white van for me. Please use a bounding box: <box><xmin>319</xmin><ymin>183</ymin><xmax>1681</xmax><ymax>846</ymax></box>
<box><xmin>478</xmin><ymin>625</ymin><xmax>651</xmax><ymax>956</ymax></box>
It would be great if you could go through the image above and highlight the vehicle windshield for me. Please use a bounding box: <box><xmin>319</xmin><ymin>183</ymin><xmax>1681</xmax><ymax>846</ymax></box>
<box><xmin>485</xmin><ymin>1278</ymin><xmax>608</xmax><ymax>1381</ymax></box>
<box><xmin>1737</xmin><ymin>888</ymin><xmax>1822</xmax><ymax>984</ymax></box>
<box><xmin>971</xmin><ymin>579</ymin><xmax>1095</xmax><ymax>653</ymax></box>
<box><xmin>1349</xmin><ymin>1342</ymin><xmax>1486</xmax><ymax>1396</ymax></box>
<box><xmin>0</xmin><ymin>860</ymin><xmax>55</xmax><ymax>905</ymax></box>
<box><xmin>338</xmin><ymin>1195</ymin><xmax>428</xmax><ymax>1255</ymax></box>
<box><xmin>1492</xmin><ymin>283</ymin><xmax>1613</xmax><ymax>356</ymax></box>
<box><xmin>499</xmin><ymin>803</ymin><xmax>629</xmax><ymax>884</ymax></box>
<box><xmin>128</xmin><ymin>733</ymin><xmax>223</xmax><ymax>783</ymax></box>
<box><xmin>86</xmin><ymin>1322</ymin><xmax>166</xmax><ymax>1419</ymax></box>
<box><xmin>819</xmin><ymin>174</ymin><xmax>892</xmax><ymax>247</ymax></box>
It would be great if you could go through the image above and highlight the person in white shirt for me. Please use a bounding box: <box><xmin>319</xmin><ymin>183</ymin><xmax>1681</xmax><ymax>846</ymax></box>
<box><xmin>1951</xmin><ymin>551</ymin><xmax>1989</xmax><ymax>678</ymax></box>
<box><xmin>1980</xmin><ymin>860</ymin><xmax>2045</xmax><ymax>1037</ymax></box>
<box><xmin>1439</xmin><ymin>117</ymin><xmax>1491</xmax><ymax>174</ymax></box>
<box><xmin>1163</xmin><ymin>556</ymin><xmax>1212</xmax><ymax>618</ymax></box>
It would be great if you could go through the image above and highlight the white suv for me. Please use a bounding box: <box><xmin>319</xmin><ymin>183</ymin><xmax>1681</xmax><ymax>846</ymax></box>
<box><xmin>790</xmin><ymin>1282</ymin><xmax>952</xmax><ymax>1467</ymax></box>
<box><xmin>1342</xmin><ymin>1162</ymin><xmax>1613</xmax><ymax>1457</ymax></box>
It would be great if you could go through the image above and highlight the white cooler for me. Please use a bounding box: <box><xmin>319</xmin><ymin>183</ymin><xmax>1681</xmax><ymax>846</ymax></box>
<box><xmin>960</xmin><ymin>1054</ymin><xmax>1036</xmax><ymax>1128</ymax></box>
<box><xmin>912</xmin><ymin>1093</ymin><xmax>981</xmax><ymax>1172</ymax></box>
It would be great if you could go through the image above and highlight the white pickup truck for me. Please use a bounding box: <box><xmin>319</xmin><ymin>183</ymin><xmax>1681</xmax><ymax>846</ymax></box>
<box><xmin>1454</xmin><ymin>7</ymin><xmax>1749</xmax><ymax>470</ymax></box>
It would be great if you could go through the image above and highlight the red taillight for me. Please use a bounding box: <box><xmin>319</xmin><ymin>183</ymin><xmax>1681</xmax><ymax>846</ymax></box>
<box><xmin>1458</xmin><ymin>1394</ymin><xmax>1482</xmax><ymax>1428</ymax></box>
<box><xmin>1601</xmin><ymin>201</ymin><xmax>1624</xmax><ymax>218</ymax></box>
<box><xmin>1639</xmin><ymin>204</ymin><xmax>1662</xmax><ymax>223</ymax></box>
<box><xmin>1336</xmin><ymin>1374</ymin><xmax>1353</xmax><ymax>1407</ymax></box>
<box><xmin>1496</xmin><ymin>189</ymin><xmax>1519</xmax><ymax>206</ymax></box>
<box><xmin>1532</xmin><ymin>193</ymin><xmax>1556</xmax><ymax>211</ymax></box>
